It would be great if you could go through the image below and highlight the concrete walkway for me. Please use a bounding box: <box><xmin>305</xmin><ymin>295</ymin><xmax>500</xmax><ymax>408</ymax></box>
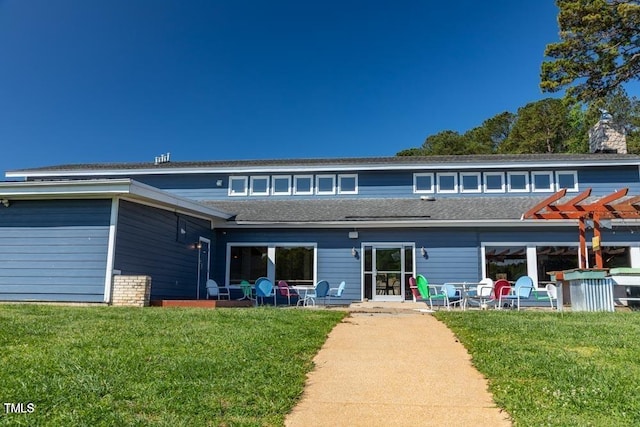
<box><xmin>285</xmin><ymin>302</ymin><xmax>512</xmax><ymax>427</ymax></box>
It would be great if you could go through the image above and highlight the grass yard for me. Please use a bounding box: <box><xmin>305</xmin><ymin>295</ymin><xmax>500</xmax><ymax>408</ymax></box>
<box><xmin>435</xmin><ymin>311</ymin><xmax>640</xmax><ymax>427</ymax></box>
<box><xmin>0</xmin><ymin>305</ymin><xmax>346</xmax><ymax>426</ymax></box>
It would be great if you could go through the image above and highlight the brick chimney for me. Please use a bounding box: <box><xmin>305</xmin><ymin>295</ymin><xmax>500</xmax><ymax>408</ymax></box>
<box><xmin>588</xmin><ymin>111</ymin><xmax>627</xmax><ymax>153</ymax></box>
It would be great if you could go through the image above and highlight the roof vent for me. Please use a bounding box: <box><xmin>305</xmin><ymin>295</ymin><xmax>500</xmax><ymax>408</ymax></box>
<box><xmin>154</xmin><ymin>152</ymin><xmax>171</xmax><ymax>165</ymax></box>
<box><xmin>420</xmin><ymin>195</ymin><xmax>436</xmax><ymax>201</ymax></box>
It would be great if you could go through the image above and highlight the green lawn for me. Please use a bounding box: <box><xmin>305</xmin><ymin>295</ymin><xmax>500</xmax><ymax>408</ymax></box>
<box><xmin>4</xmin><ymin>306</ymin><xmax>640</xmax><ymax>426</ymax></box>
<box><xmin>435</xmin><ymin>311</ymin><xmax>640</xmax><ymax>427</ymax></box>
<box><xmin>0</xmin><ymin>305</ymin><xmax>346</xmax><ymax>426</ymax></box>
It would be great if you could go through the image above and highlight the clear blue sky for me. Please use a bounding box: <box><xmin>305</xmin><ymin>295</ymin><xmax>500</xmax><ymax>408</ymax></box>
<box><xmin>1</xmin><ymin>1</ymin><xmax>562</xmax><ymax>176</ymax></box>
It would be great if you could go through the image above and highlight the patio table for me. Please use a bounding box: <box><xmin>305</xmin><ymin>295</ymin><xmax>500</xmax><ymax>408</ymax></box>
<box><xmin>292</xmin><ymin>285</ymin><xmax>316</xmax><ymax>306</ymax></box>
<box><xmin>444</xmin><ymin>282</ymin><xmax>480</xmax><ymax>310</ymax></box>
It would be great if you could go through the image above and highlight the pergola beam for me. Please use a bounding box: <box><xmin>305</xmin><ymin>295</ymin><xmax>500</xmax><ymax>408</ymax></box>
<box><xmin>554</xmin><ymin>188</ymin><xmax>591</xmax><ymax>212</ymax></box>
<box><xmin>522</xmin><ymin>188</ymin><xmax>639</xmax><ymax>269</ymax></box>
<box><xmin>521</xmin><ymin>188</ymin><xmax>567</xmax><ymax>219</ymax></box>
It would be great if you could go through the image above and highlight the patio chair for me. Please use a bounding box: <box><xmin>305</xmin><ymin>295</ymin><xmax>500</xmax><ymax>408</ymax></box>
<box><xmin>499</xmin><ymin>276</ymin><xmax>535</xmax><ymax>310</ymax></box>
<box><xmin>255</xmin><ymin>277</ymin><xmax>276</xmax><ymax>307</ymax></box>
<box><xmin>239</xmin><ymin>280</ymin><xmax>255</xmax><ymax>301</ymax></box>
<box><xmin>299</xmin><ymin>280</ymin><xmax>330</xmax><ymax>306</ymax></box>
<box><xmin>205</xmin><ymin>279</ymin><xmax>230</xmax><ymax>300</ymax></box>
<box><xmin>492</xmin><ymin>279</ymin><xmax>512</xmax><ymax>309</ymax></box>
<box><xmin>414</xmin><ymin>275</ymin><xmax>461</xmax><ymax>310</ymax></box>
<box><xmin>409</xmin><ymin>276</ymin><xmax>430</xmax><ymax>304</ymax></box>
<box><xmin>465</xmin><ymin>278</ymin><xmax>494</xmax><ymax>309</ymax></box>
<box><xmin>327</xmin><ymin>281</ymin><xmax>346</xmax><ymax>305</ymax></box>
<box><xmin>409</xmin><ymin>274</ymin><xmax>437</xmax><ymax>310</ymax></box>
<box><xmin>440</xmin><ymin>284</ymin><xmax>464</xmax><ymax>310</ymax></box>
<box><xmin>277</xmin><ymin>280</ymin><xmax>299</xmax><ymax>305</ymax></box>
<box><xmin>532</xmin><ymin>283</ymin><xmax>558</xmax><ymax>309</ymax></box>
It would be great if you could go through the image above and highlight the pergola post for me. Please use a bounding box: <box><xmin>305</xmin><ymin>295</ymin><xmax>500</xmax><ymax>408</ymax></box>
<box><xmin>593</xmin><ymin>213</ymin><xmax>603</xmax><ymax>269</ymax></box>
<box><xmin>579</xmin><ymin>217</ymin><xmax>587</xmax><ymax>269</ymax></box>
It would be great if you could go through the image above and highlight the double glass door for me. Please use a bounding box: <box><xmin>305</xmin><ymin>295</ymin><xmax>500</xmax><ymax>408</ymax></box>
<box><xmin>363</xmin><ymin>244</ymin><xmax>414</xmax><ymax>301</ymax></box>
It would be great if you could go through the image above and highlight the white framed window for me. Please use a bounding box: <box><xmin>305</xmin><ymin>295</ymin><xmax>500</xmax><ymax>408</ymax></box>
<box><xmin>460</xmin><ymin>172</ymin><xmax>481</xmax><ymax>193</ymax></box>
<box><xmin>226</xmin><ymin>242</ymin><xmax>317</xmax><ymax>288</ymax></box>
<box><xmin>229</xmin><ymin>176</ymin><xmax>248</xmax><ymax>196</ymax></box>
<box><xmin>436</xmin><ymin>172</ymin><xmax>458</xmax><ymax>193</ymax></box>
<box><xmin>315</xmin><ymin>174</ymin><xmax>336</xmax><ymax>195</ymax></box>
<box><xmin>271</xmin><ymin>175</ymin><xmax>292</xmax><ymax>195</ymax></box>
<box><xmin>531</xmin><ymin>171</ymin><xmax>554</xmax><ymax>192</ymax></box>
<box><xmin>413</xmin><ymin>173</ymin><xmax>434</xmax><ymax>193</ymax></box>
<box><xmin>507</xmin><ymin>171</ymin><xmax>529</xmax><ymax>192</ymax></box>
<box><xmin>250</xmin><ymin>176</ymin><xmax>270</xmax><ymax>196</ymax></box>
<box><xmin>484</xmin><ymin>172</ymin><xmax>505</xmax><ymax>193</ymax></box>
<box><xmin>293</xmin><ymin>175</ymin><xmax>313</xmax><ymax>195</ymax></box>
<box><xmin>555</xmin><ymin>170</ymin><xmax>578</xmax><ymax>192</ymax></box>
<box><xmin>338</xmin><ymin>174</ymin><xmax>358</xmax><ymax>194</ymax></box>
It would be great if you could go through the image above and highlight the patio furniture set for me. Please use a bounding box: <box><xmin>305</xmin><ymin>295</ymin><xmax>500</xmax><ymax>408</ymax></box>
<box><xmin>409</xmin><ymin>275</ymin><xmax>558</xmax><ymax>311</ymax></box>
<box><xmin>205</xmin><ymin>278</ymin><xmax>345</xmax><ymax>307</ymax></box>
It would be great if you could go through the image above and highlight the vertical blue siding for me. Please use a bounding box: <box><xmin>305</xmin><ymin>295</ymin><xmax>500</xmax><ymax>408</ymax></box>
<box><xmin>0</xmin><ymin>199</ymin><xmax>111</xmax><ymax>302</ymax></box>
<box><xmin>114</xmin><ymin>200</ymin><xmax>213</xmax><ymax>300</ymax></box>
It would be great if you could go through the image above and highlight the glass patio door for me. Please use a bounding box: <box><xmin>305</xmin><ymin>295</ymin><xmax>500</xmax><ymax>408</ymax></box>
<box><xmin>363</xmin><ymin>244</ymin><xmax>414</xmax><ymax>302</ymax></box>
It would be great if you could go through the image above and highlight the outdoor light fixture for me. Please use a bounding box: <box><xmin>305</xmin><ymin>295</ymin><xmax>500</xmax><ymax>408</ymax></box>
<box><xmin>421</xmin><ymin>247</ymin><xmax>427</xmax><ymax>257</ymax></box>
<box><xmin>0</xmin><ymin>199</ymin><xmax>9</xmax><ymax>208</ymax></box>
<box><xmin>216</xmin><ymin>179</ymin><xmax>223</xmax><ymax>187</ymax></box>
<box><xmin>351</xmin><ymin>247</ymin><xmax>358</xmax><ymax>257</ymax></box>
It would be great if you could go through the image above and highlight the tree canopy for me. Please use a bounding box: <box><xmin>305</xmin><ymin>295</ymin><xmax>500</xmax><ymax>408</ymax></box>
<box><xmin>396</xmin><ymin>92</ymin><xmax>640</xmax><ymax>156</ymax></box>
<box><xmin>397</xmin><ymin>2</ymin><xmax>640</xmax><ymax>157</ymax></box>
<box><xmin>498</xmin><ymin>98</ymin><xmax>572</xmax><ymax>154</ymax></box>
<box><xmin>541</xmin><ymin>0</ymin><xmax>640</xmax><ymax>102</ymax></box>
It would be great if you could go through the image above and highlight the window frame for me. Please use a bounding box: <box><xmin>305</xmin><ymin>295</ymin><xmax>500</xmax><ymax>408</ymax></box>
<box><xmin>226</xmin><ymin>242</ymin><xmax>317</xmax><ymax>288</ymax></box>
<box><xmin>315</xmin><ymin>174</ymin><xmax>336</xmax><ymax>195</ymax></box>
<box><xmin>337</xmin><ymin>174</ymin><xmax>358</xmax><ymax>194</ymax></box>
<box><xmin>271</xmin><ymin>175</ymin><xmax>292</xmax><ymax>195</ymax></box>
<box><xmin>483</xmin><ymin>172</ymin><xmax>505</xmax><ymax>193</ymax></box>
<box><xmin>460</xmin><ymin>172</ymin><xmax>482</xmax><ymax>193</ymax></box>
<box><xmin>436</xmin><ymin>172</ymin><xmax>458</xmax><ymax>194</ymax></box>
<box><xmin>249</xmin><ymin>176</ymin><xmax>270</xmax><ymax>196</ymax></box>
<box><xmin>293</xmin><ymin>175</ymin><xmax>314</xmax><ymax>195</ymax></box>
<box><xmin>228</xmin><ymin>176</ymin><xmax>249</xmax><ymax>196</ymax></box>
<box><xmin>507</xmin><ymin>171</ymin><xmax>530</xmax><ymax>193</ymax></box>
<box><xmin>413</xmin><ymin>173</ymin><xmax>435</xmax><ymax>194</ymax></box>
<box><xmin>531</xmin><ymin>171</ymin><xmax>554</xmax><ymax>193</ymax></box>
<box><xmin>555</xmin><ymin>170</ymin><xmax>579</xmax><ymax>192</ymax></box>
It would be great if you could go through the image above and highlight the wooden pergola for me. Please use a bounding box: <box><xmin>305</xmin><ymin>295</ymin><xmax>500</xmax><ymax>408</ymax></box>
<box><xmin>522</xmin><ymin>188</ymin><xmax>640</xmax><ymax>269</ymax></box>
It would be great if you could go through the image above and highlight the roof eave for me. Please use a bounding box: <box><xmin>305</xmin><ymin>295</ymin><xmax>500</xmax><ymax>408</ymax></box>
<box><xmin>7</xmin><ymin>157</ymin><xmax>640</xmax><ymax>178</ymax></box>
<box><xmin>220</xmin><ymin>219</ymin><xmax>583</xmax><ymax>229</ymax></box>
<box><xmin>0</xmin><ymin>179</ymin><xmax>232</xmax><ymax>220</ymax></box>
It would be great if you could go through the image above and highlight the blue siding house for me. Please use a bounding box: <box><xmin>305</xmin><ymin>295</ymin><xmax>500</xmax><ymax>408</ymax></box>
<box><xmin>2</xmin><ymin>145</ymin><xmax>640</xmax><ymax>304</ymax></box>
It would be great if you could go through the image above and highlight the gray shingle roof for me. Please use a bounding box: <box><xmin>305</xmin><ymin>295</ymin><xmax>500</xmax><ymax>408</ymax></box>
<box><xmin>204</xmin><ymin>196</ymin><xmax>547</xmax><ymax>223</ymax></box>
<box><xmin>10</xmin><ymin>153</ymin><xmax>640</xmax><ymax>173</ymax></box>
